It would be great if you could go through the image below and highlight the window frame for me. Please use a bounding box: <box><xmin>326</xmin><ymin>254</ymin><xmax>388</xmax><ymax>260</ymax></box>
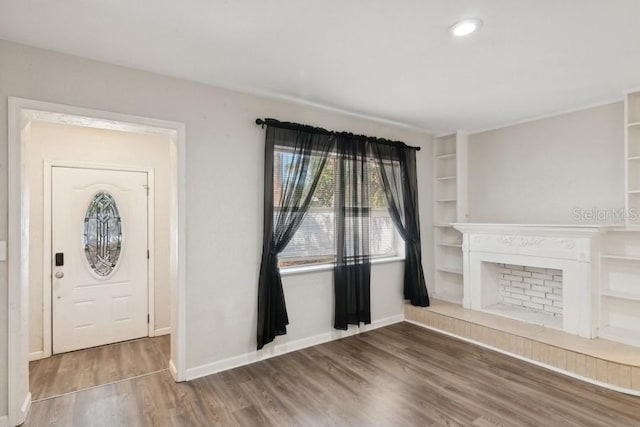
<box><xmin>273</xmin><ymin>146</ymin><xmax>405</xmax><ymax>272</ymax></box>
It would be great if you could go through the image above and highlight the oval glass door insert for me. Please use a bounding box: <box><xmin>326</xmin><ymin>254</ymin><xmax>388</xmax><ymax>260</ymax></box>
<box><xmin>84</xmin><ymin>192</ymin><xmax>122</xmax><ymax>276</ymax></box>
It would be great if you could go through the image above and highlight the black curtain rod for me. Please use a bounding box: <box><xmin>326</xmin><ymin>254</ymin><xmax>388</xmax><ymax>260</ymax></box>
<box><xmin>255</xmin><ymin>118</ymin><xmax>421</xmax><ymax>151</ymax></box>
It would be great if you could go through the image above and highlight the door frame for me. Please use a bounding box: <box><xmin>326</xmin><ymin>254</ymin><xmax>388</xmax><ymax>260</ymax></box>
<box><xmin>8</xmin><ymin>97</ymin><xmax>187</xmax><ymax>426</ymax></box>
<box><xmin>43</xmin><ymin>162</ymin><xmax>156</xmax><ymax>358</ymax></box>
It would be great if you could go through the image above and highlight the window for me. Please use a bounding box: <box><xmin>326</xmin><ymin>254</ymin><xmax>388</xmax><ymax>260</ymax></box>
<box><xmin>275</xmin><ymin>148</ymin><xmax>401</xmax><ymax>268</ymax></box>
<box><xmin>84</xmin><ymin>192</ymin><xmax>122</xmax><ymax>276</ymax></box>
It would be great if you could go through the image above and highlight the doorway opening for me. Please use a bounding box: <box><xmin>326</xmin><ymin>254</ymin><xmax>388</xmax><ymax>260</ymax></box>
<box><xmin>8</xmin><ymin>98</ymin><xmax>185</xmax><ymax>425</ymax></box>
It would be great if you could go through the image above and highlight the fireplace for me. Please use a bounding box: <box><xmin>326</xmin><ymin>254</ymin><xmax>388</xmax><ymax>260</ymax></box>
<box><xmin>483</xmin><ymin>262</ymin><xmax>564</xmax><ymax>330</ymax></box>
<box><xmin>452</xmin><ymin>224</ymin><xmax>602</xmax><ymax>338</ymax></box>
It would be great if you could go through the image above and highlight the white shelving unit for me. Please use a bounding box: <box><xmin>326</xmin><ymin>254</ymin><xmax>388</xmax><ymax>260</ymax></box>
<box><xmin>595</xmin><ymin>90</ymin><xmax>640</xmax><ymax>347</ymax></box>
<box><xmin>625</xmin><ymin>90</ymin><xmax>640</xmax><ymax>226</ymax></box>
<box><xmin>432</xmin><ymin>131</ymin><xmax>468</xmax><ymax>304</ymax></box>
<box><xmin>599</xmin><ymin>226</ymin><xmax>640</xmax><ymax>347</ymax></box>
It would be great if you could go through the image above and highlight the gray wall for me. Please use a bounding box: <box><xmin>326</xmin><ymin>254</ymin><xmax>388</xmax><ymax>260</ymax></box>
<box><xmin>468</xmin><ymin>103</ymin><xmax>624</xmax><ymax>224</ymax></box>
<box><xmin>0</xmin><ymin>39</ymin><xmax>433</xmax><ymax>419</ymax></box>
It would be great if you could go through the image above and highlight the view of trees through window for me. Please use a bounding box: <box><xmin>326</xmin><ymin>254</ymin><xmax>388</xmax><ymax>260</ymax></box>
<box><xmin>308</xmin><ymin>158</ymin><xmax>388</xmax><ymax>209</ymax></box>
<box><xmin>275</xmin><ymin>150</ymin><xmax>398</xmax><ymax>267</ymax></box>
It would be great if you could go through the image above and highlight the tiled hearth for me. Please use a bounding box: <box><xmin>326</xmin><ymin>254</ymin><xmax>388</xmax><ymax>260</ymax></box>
<box><xmin>406</xmin><ymin>301</ymin><xmax>640</xmax><ymax>395</ymax></box>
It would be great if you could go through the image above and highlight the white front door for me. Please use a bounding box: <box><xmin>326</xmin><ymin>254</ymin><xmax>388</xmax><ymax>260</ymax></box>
<box><xmin>51</xmin><ymin>166</ymin><xmax>149</xmax><ymax>354</ymax></box>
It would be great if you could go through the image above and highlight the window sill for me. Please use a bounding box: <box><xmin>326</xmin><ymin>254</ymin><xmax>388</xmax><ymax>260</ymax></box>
<box><xmin>280</xmin><ymin>256</ymin><xmax>405</xmax><ymax>277</ymax></box>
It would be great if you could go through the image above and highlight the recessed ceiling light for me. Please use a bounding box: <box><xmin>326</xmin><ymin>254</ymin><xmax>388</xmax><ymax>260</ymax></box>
<box><xmin>450</xmin><ymin>19</ymin><xmax>483</xmax><ymax>37</ymax></box>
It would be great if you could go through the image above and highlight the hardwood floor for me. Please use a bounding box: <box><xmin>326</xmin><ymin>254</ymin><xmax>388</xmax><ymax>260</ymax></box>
<box><xmin>29</xmin><ymin>334</ymin><xmax>170</xmax><ymax>400</ymax></box>
<box><xmin>25</xmin><ymin>323</ymin><xmax>640</xmax><ymax>426</ymax></box>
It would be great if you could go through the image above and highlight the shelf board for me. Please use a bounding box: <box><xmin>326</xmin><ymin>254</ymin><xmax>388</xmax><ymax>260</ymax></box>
<box><xmin>601</xmin><ymin>290</ymin><xmax>640</xmax><ymax>302</ymax></box>
<box><xmin>436</xmin><ymin>198</ymin><xmax>457</xmax><ymax>203</ymax></box>
<box><xmin>600</xmin><ymin>254</ymin><xmax>640</xmax><ymax>262</ymax></box>
<box><xmin>627</xmin><ymin>121</ymin><xmax>640</xmax><ymax>128</ymax></box>
<box><xmin>436</xmin><ymin>175</ymin><xmax>456</xmax><ymax>181</ymax></box>
<box><xmin>436</xmin><ymin>266</ymin><xmax>463</xmax><ymax>275</ymax></box>
<box><xmin>627</xmin><ymin>190</ymin><xmax>640</xmax><ymax>194</ymax></box>
<box><xmin>434</xmin><ymin>224</ymin><xmax>454</xmax><ymax>228</ymax></box>
<box><xmin>599</xmin><ymin>326</ymin><xmax>640</xmax><ymax>347</ymax></box>
<box><xmin>604</xmin><ymin>225</ymin><xmax>640</xmax><ymax>232</ymax></box>
<box><xmin>437</xmin><ymin>242</ymin><xmax>462</xmax><ymax>248</ymax></box>
<box><xmin>435</xmin><ymin>153</ymin><xmax>456</xmax><ymax>160</ymax></box>
<box><xmin>627</xmin><ymin>156</ymin><xmax>640</xmax><ymax>161</ymax></box>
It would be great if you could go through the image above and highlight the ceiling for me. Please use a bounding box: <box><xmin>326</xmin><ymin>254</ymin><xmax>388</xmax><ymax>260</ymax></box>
<box><xmin>2</xmin><ymin>1</ymin><xmax>640</xmax><ymax>133</ymax></box>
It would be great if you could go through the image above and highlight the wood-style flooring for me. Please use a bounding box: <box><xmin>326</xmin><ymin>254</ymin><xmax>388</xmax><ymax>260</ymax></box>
<box><xmin>25</xmin><ymin>323</ymin><xmax>640</xmax><ymax>426</ymax></box>
<box><xmin>29</xmin><ymin>334</ymin><xmax>170</xmax><ymax>400</ymax></box>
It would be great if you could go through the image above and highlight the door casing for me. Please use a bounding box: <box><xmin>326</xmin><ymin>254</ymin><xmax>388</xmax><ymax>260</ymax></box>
<box><xmin>7</xmin><ymin>97</ymin><xmax>187</xmax><ymax>427</ymax></box>
<box><xmin>44</xmin><ymin>161</ymin><xmax>156</xmax><ymax>358</ymax></box>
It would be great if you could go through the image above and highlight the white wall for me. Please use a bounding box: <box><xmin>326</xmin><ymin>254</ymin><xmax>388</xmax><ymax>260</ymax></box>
<box><xmin>0</xmin><ymin>39</ymin><xmax>433</xmax><ymax>417</ymax></box>
<box><xmin>26</xmin><ymin>121</ymin><xmax>172</xmax><ymax>357</ymax></box>
<box><xmin>468</xmin><ymin>103</ymin><xmax>624</xmax><ymax>224</ymax></box>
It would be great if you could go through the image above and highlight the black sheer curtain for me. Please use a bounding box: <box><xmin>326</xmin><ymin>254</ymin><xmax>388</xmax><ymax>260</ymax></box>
<box><xmin>370</xmin><ymin>143</ymin><xmax>429</xmax><ymax>307</ymax></box>
<box><xmin>334</xmin><ymin>135</ymin><xmax>372</xmax><ymax>329</ymax></box>
<box><xmin>257</xmin><ymin>126</ymin><xmax>334</xmax><ymax>349</ymax></box>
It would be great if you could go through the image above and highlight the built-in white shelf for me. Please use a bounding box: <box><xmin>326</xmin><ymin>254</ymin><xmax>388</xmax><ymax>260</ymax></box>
<box><xmin>600</xmin><ymin>254</ymin><xmax>640</xmax><ymax>262</ymax></box>
<box><xmin>626</xmin><ymin>91</ymin><xmax>640</xmax><ymax>227</ymax></box>
<box><xmin>600</xmin><ymin>290</ymin><xmax>640</xmax><ymax>302</ymax></box>
<box><xmin>601</xmin><ymin>95</ymin><xmax>640</xmax><ymax>349</ymax></box>
<box><xmin>599</xmin><ymin>326</ymin><xmax>640</xmax><ymax>347</ymax></box>
<box><xmin>432</xmin><ymin>132</ymin><xmax>467</xmax><ymax>305</ymax></box>
<box><xmin>436</xmin><ymin>266</ymin><xmax>463</xmax><ymax>275</ymax></box>
<box><xmin>603</xmin><ymin>225</ymin><xmax>640</xmax><ymax>232</ymax></box>
<box><xmin>431</xmin><ymin>289</ymin><xmax>463</xmax><ymax>305</ymax></box>
<box><xmin>437</xmin><ymin>242</ymin><xmax>462</xmax><ymax>248</ymax></box>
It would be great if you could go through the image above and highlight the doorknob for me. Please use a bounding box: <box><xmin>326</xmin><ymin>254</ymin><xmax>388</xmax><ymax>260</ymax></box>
<box><xmin>55</xmin><ymin>271</ymin><xmax>64</xmax><ymax>279</ymax></box>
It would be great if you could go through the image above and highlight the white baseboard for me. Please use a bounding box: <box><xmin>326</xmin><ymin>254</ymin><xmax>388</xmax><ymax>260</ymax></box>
<box><xmin>186</xmin><ymin>314</ymin><xmax>404</xmax><ymax>381</ymax></box>
<box><xmin>405</xmin><ymin>320</ymin><xmax>640</xmax><ymax>397</ymax></box>
<box><xmin>0</xmin><ymin>414</ymin><xmax>8</xmax><ymax>427</ymax></box>
<box><xmin>29</xmin><ymin>350</ymin><xmax>45</xmax><ymax>362</ymax></box>
<box><xmin>154</xmin><ymin>327</ymin><xmax>171</xmax><ymax>336</ymax></box>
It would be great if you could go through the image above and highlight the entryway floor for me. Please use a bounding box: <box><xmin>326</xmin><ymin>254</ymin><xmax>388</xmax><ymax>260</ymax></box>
<box><xmin>29</xmin><ymin>334</ymin><xmax>170</xmax><ymax>401</ymax></box>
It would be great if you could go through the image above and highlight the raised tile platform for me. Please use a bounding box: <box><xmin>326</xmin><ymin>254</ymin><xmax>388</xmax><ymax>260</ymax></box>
<box><xmin>405</xmin><ymin>299</ymin><xmax>640</xmax><ymax>395</ymax></box>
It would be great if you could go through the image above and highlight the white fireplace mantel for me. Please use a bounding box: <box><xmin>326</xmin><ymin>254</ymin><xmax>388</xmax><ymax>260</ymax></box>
<box><xmin>451</xmin><ymin>223</ymin><xmax>604</xmax><ymax>338</ymax></box>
